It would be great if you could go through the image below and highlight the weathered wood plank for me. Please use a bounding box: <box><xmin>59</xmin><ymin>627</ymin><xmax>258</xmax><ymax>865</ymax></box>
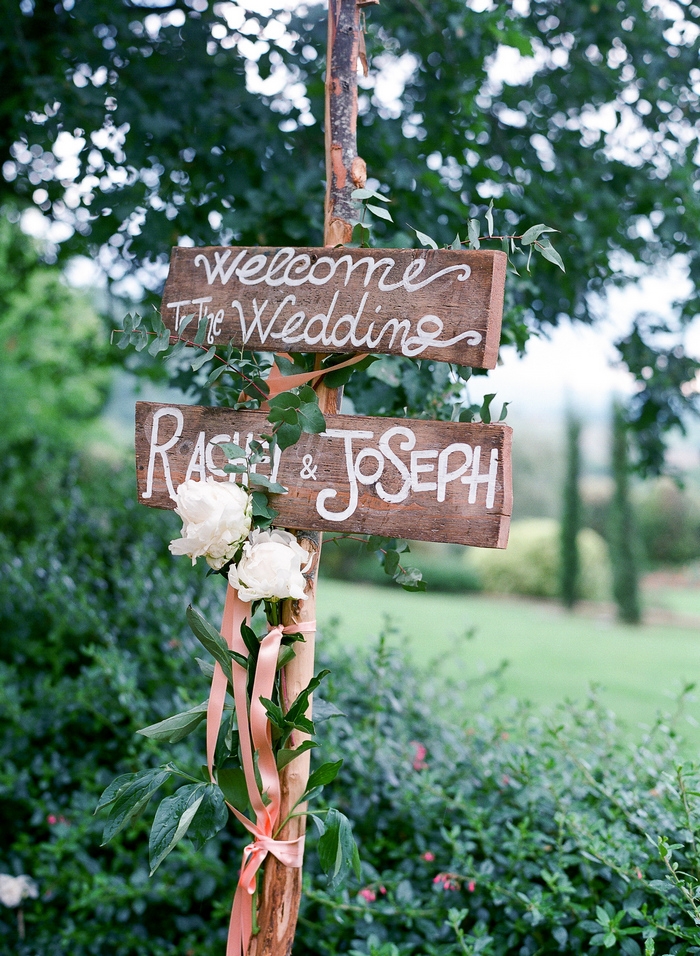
<box><xmin>135</xmin><ymin>402</ymin><xmax>512</xmax><ymax>548</ymax></box>
<box><xmin>160</xmin><ymin>246</ymin><xmax>506</xmax><ymax>369</ymax></box>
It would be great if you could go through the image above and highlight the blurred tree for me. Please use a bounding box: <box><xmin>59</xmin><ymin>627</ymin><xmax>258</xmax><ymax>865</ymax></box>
<box><xmin>0</xmin><ymin>214</ymin><xmax>111</xmax><ymax>454</ymax></box>
<box><xmin>2</xmin><ymin>0</ymin><xmax>700</xmax><ymax>469</ymax></box>
<box><xmin>609</xmin><ymin>400</ymin><xmax>641</xmax><ymax>624</ymax></box>
<box><xmin>560</xmin><ymin>411</ymin><xmax>581</xmax><ymax>608</ymax></box>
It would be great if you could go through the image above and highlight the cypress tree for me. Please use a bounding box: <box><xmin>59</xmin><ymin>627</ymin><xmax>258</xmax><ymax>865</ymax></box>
<box><xmin>610</xmin><ymin>401</ymin><xmax>641</xmax><ymax>624</ymax></box>
<box><xmin>560</xmin><ymin>412</ymin><xmax>581</xmax><ymax>609</ymax></box>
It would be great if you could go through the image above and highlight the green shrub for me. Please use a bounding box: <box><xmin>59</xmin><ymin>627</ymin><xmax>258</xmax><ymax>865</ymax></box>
<box><xmin>467</xmin><ymin>518</ymin><xmax>611</xmax><ymax>601</ymax></box>
<box><xmin>635</xmin><ymin>479</ymin><xmax>700</xmax><ymax>567</ymax></box>
<box><xmin>4</xmin><ymin>470</ymin><xmax>700</xmax><ymax>956</ymax></box>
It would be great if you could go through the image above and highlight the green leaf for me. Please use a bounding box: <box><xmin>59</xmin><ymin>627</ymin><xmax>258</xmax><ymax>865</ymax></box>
<box><xmin>230</xmin><ymin>649</ymin><xmax>249</xmax><ymax>670</ymax></box>
<box><xmin>596</xmin><ymin>906</ymin><xmax>611</xmax><ymax>927</ymax></box>
<box><xmin>313</xmin><ymin>698</ymin><xmax>346</xmax><ymax>722</ymax></box>
<box><xmin>274</xmin><ymin>354</ymin><xmax>307</xmax><ymax>376</ymax></box>
<box><xmin>191</xmin><ymin>346</ymin><xmax>216</xmax><ymax>371</ymax></box>
<box><xmin>520</xmin><ymin>223</ymin><xmax>557</xmax><ymax>245</ymax></box>
<box><xmin>149</xmin><ymin>784</ymin><xmax>206</xmax><ymax>874</ymax></box>
<box><xmin>536</xmin><ymin>236</ymin><xmax>566</xmax><ymax>272</ymax></box>
<box><xmin>304</xmin><ymin>759</ymin><xmax>343</xmax><ymax>797</ymax></box>
<box><xmin>603</xmin><ymin>933</ymin><xmax>616</xmax><ymax>949</ymax></box>
<box><xmin>186</xmin><ymin>606</ymin><xmax>232</xmax><ymax>675</ymax></box>
<box><xmin>351</xmin><ymin>187</ymin><xmax>374</xmax><ymax>200</ymax></box>
<box><xmin>95</xmin><ymin>773</ymin><xmax>136</xmax><ymax>813</ymax></box>
<box><xmin>450</xmin><ymin>233</ymin><xmax>461</xmax><ymax>251</ymax></box>
<box><xmin>187</xmin><ymin>784</ymin><xmax>228</xmax><ymax>851</ymax></box>
<box><xmin>137</xmin><ymin>702</ymin><xmax>208</xmax><ymax>743</ymax></box>
<box><xmin>217</xmin><ymin>441</ymin><xmax>247</xmax><ymax>460</ymax></box>
<box><xmin>276</xmin><ymin>740</ymin><xmax>318</xmax><ymax>770</ymax></box>
<box><xmin>317</xmin><ymin>808</ymin><xmax>361</xmax><ymax>888</ymax></box>
<box><xmin>217</xmin><ymin>767</ymin><xmax>250</xmax><ymax>812</ymax></box>
<box><xmin>297</xmin><ymin>384</ymin><xmax>317</xmax><ymax>403</ymax></box>
<box><xmin>101</xmin><ymin>768</ymin><xmax>173</xmax><ymax>844</ymax></box>
<box><xmin>239</xmin><ymin>622</ymin><xmax>259</xmax><ymax>661</ymax></box>
<box><xmin>645</xmin><ymin>939</ymin><xmax>655</xmax><ymax>956</ymax></box>
<box><xmin>148</xmin><ymin>327</ymin><xmax>171</xmax><ymax>356</ymax></box>
<box><xmin>367</xmin><ymin>203</ymin><xmax>393</xmax><ymax>222</ymax></box>
<box><xmin>206</xmin><ymin>364</ymin><xmax>227</xmax><ymax>386</ymax></box>
<box><xmin>286</xmin><ymin>670</ymin><xmax>331</xmax><ymax>726</ymax></box>
<box><xmin>485</xmin><ymin>199</ymin><xmax>494</xmax><ymax>237</ymax></box>
<box><xmin>298</xmin><ymin>402</ymin><xmax>326</xmax><ymax>434</ymax></box>
<box><xmin>248</xmin><ymin>472</ymin><xmax>288</xmax><ymax>495</ymax></box>
<box><xmin>251</xmin><ymin>491</ymin><xmax>278</xmax><ymax>524</ymax></box>
<box><xmin>275</xmin><ymin>421</ymin><xmax>302</xmax><ymax>450</ymax></box>
<box><xmin>467</xmin><ymin>219</ymin><xmax>481</xmax><ymax>250</ymax></box>
<box><xmin>260</xmin><ymin>696</ymin><xmax>286</xmax><ymax>730</ymax></box>
<box><xmin>480</xmin><ymin>393</ymin><xmax>496</xmax><ymax>425</ymax></box>
<box><xmin>247</xmin><ymin>440</ymin><xmax>266</xmax><ymax>464</ymax></box>
<box><xmin>276</xmin><ymin>644</ymin><xmax>297</xmax><ymax>671</ymax></box>
<box><xmin>383</xmin><ymin>549</ymin><xmax>400</xmax><ymax>576</ymax></box>
<box><xmin>241</xmin><ymin>376</ymin><xmax>270</xmax><ymax>402</ymax></box>
<box><xmin>177</xmin><ymin>313</ymin><xmax>195</xmax><ymax>336</ymax></box>
<box><xmin>267</xmin><ymin>405</ymin><xmax>298</xmax><ymax>425</ymax></box>
<box><xmin>268</xmin><ymin>391</ymin><xmax>301</xmax><ymax>410</ymax></box>
<box><xmin>196</xmin><ymin>657</ymin><xmax>215</xmax><ymax>680</ymax></box>
<box><xmin>411</xmin><ymin>226</ymin><xmax>438</xmax><ymax>250</ymax></box>
<box><xmin>395</xmin><ymin>566</ymin><xmax>425</xmax><ymax>591</ymax></box>
<box><xmin>499</xmin><ymin>401</ymin><xmax>511</xmax><ymax>422</ymax></box>
<box><xmin>193</xmin><ymin>315</ymin><xmax>209</xmax><ymax>345</ymax></box>
<box><xmin>367</xmin><ymin>535</ymin><xmax>394</xmax><ymax>552</ymax></box>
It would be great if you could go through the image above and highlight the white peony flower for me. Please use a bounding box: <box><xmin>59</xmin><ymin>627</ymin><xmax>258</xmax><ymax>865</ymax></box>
<box><xmin>229</xmin><ymin>529</ymin><xmax>310</xmax><ymax>602</ymax></box>
<box><xmin>0</xmin><ymin>874</ymin><xmax>38</xmax><ymax>908</ymax></box>
<box><xmin>169</xmin><ymin>477</ymin><xmax>252</xmax><ymax>570</ymax></box>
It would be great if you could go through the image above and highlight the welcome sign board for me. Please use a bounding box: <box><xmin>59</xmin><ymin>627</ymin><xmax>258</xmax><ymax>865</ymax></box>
<box><xmin>136</xmin><ymin>402</ymin><xmax>512</xmax><ymax>548</ymax></box>
<box><xmin>160</xmin><ymin>247</ymin><xmax>507</xmax><ymax>368</ymax></box>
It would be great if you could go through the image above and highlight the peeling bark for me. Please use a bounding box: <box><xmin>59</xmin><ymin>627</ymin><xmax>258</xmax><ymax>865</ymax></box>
<box><xmin>324</xmin><ymin>0</ymin><xmax>376</xmax><ymax>246</ymax></box>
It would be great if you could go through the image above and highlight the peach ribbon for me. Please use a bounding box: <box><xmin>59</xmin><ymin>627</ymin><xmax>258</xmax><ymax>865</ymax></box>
<box><xmin>206</xmin><ymin>586</ymin><xmax>316</xmax><ymax>956</ymax></box>
<box><xmin>263</xmin><ymin>352</ymin><xmax>368</xmax><ymax>402</ymax></box>
<box><xmin>204</xmin><ymin>351</ymin><xmax>350</xmax><ymax>952</ymax></box>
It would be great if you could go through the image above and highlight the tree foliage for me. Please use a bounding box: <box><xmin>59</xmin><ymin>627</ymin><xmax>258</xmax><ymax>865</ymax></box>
<box><xmin>610</xmin><ymin>401</ymin><xmax>642</xmax><ymax>625</ymax></box>
<box><xmin>3</xmin><ymin>0</ymin><xmax>700</xmax><ymax>468</ymax></box>
<box><xmin>560</xmin><ymin>412</ymin><xmax>581</xmax><ymax>609</ymax></box>
<box><xmin>0</xmin><ymin>215</ymin><xmax>111</xmax><ymax>452</ymax></box>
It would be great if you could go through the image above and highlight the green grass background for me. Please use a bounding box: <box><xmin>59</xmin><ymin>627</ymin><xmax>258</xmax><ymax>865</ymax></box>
<box><xmin>316</xmin><ymin>580</ymin><xmax>700</xmax><ymax>748</ymax></box>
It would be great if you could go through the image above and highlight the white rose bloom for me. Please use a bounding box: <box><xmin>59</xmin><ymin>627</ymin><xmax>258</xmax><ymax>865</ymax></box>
<box><xmin>0</xmin><ymin>874</ymin><xmax>38</xmax><ymax>908</ymax></box>
<box><xmin>229</xmin><ymin>529</ymin><xmax>309</xmax><ymax>602</ymax></box>
<box><xmin>169</xmin><ymin>477</ymin><xmax>252</xmax><ymax>570</ymax></box>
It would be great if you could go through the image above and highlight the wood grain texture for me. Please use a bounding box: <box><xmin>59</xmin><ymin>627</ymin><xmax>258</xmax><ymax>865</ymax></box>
<box><xmin>160</xmin><ymin>246</ymin><xmax>506</xmax><ymax>368</ymax></box>
<box><xmin>135</xmin><ymin>402</ymin><xmax>512</xmax><ymax>548</ymax></box>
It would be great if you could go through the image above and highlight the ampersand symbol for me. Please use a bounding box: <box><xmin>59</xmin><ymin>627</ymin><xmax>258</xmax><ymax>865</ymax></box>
<box><xmin>300</xmin><ymin>454</ymin><xmax>318</xmax><ymax>481</ymax></box>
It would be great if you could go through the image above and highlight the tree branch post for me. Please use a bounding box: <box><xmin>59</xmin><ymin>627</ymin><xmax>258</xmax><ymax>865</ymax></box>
<box><xmin>248</xmin><ymin>0</ymin><xmax>372</xmax><ymax>950</ymax></box>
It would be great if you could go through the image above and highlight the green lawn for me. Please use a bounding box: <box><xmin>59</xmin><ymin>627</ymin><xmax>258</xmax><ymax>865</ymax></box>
<box><xmin>316</xmin><ymin>580</ymin><xmax>700</xmax><ymax>746</ymax></box>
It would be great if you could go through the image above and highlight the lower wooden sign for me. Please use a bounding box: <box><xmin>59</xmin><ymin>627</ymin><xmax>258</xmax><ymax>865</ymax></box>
<box><xmin>135</xmin><ymin>402</ymin><xmax>512</xmax><ymax>548</ymax></box>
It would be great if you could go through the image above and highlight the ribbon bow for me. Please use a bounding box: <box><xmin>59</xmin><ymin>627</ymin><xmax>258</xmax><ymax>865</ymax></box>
<box><xmin>206</xmin><ymin>585</ymin><xmax>316</xmax><ymax>956</ymax></box>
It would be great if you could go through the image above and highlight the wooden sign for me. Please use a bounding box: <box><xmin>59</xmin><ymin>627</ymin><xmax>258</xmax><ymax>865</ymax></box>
<box><xmin>136</xmin><ymin>401</ymin><xmax>512</xmax><ymax>548</ymax></box>
<box><xmin>160</xmin><ymin>246</ymin><xmax>507</xmax><ymax>369</ymax></box>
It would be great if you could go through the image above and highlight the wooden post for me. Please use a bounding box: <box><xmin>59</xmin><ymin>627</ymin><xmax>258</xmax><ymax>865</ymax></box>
<box><xmin>249</xmin><ymin>1</ymin><xmax>368</xmax><ymax>950</ymax></box>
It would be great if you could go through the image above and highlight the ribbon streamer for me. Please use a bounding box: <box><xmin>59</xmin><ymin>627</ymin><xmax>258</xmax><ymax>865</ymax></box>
<box><xmin>263</xmin><ymin>351</ymin><xmax>368</xmax><ymax>403</ymax></box>
<box><xmin>206</xmin><ymin>585</ymin><xmax>316</xmax><ymax>956</ymax></box>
